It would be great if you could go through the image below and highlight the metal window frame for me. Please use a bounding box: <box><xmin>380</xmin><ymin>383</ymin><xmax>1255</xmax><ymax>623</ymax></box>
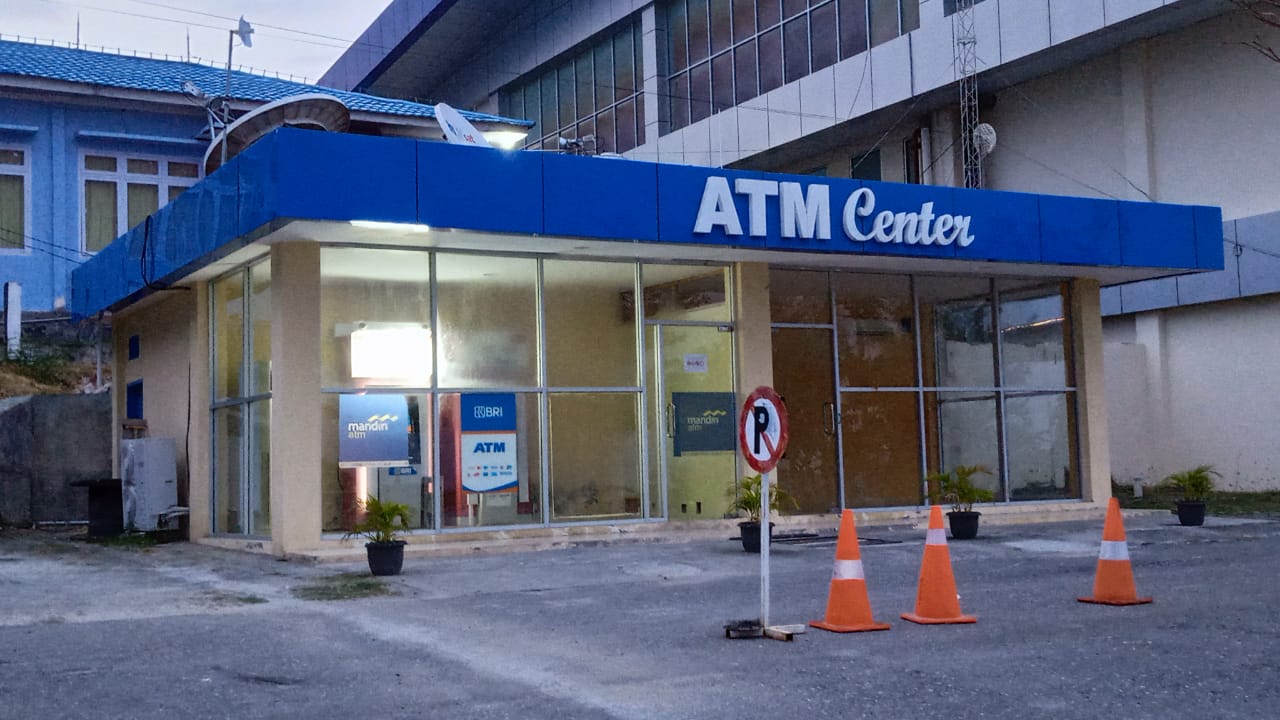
<box><xmin>0</xmin><ymin>142</ymin><xmax>32</xmax><ymax>255</ymax></box>
<box><xmin>78</xmin><ymin>148</ymin><xmax>199</xmax><ymax>255</ymax></box>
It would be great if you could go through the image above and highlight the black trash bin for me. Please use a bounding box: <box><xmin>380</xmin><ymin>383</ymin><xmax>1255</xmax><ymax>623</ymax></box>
<box><xmin>70</xmin><ymin>478</ymin><xmax>124</xmax><ymax>539</ymax></box>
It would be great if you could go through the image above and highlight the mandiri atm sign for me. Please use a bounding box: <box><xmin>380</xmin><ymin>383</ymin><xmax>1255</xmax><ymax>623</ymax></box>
<box><xmin>739</xmin><ymin>387</ymin><xmax>789</xmax><ymax>474</ymax></box>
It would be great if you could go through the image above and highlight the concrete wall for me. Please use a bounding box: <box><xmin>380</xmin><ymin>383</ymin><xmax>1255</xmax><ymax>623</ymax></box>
<box><xmin>0</xmin><ymin>393</ymin><xmax>110</xmax><ymax>525</ymax></box>
<box><xmin>1104</xmin><ymin>295</ymin><xmax>1280</xmax><ymax>491</ymax></box>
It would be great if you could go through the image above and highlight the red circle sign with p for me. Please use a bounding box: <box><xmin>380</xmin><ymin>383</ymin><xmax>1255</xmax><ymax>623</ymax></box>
<box><xmin>739</xmin><ymin>386</ymin><xmax>789</xmax><ymax>474</ymax></box>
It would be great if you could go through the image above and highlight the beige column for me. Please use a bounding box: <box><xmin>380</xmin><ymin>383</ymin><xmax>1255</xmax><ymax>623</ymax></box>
<box><xmin>187</xmin><ymin>281</ymin><xmax>212</xmax><ymax>539</ymax></box>
<box><xmin>733</xmin><ymin>262</ymin><xmax>774</xmax><ymax>477</ymax></box>
<box><xmin>1071</xmin><ymin>278</ymin><xmax>1112</xmax><ymax>504</ymax></box>
<box><xmin>269</xmin><ymin>242</ymin><xmax>322</xmax><ymax>555</ymax></box>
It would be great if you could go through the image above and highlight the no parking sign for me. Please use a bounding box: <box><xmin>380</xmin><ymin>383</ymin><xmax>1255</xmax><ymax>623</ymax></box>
<box><xmin>739</xmin><ymin>387</ymin><xmax>789</xmax><ymax>474</ymax></box>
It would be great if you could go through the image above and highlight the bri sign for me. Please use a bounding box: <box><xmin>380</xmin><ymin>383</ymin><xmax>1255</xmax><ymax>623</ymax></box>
<box><xmin>693</xmin><ymin>176</ymin><xmax>976</xmax><ymax>248</ymax></box>
<box><xmin>460</xmin><ymin>393</ymin><xmax>518</xmax><ymax>493</ymax></box>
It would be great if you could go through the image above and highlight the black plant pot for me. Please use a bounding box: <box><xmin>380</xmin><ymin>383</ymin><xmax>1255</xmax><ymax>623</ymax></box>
<box><xmin>738</xmin><ymin>521</ymin><xmax>776</xmax><ymax>553</ymax></box>
<box><xmin>947</xmin><ymin>511</ymin><xmax>981</xmax><ymax>540</ymax></box>
<box><xmin>1176</xmin><ymin>500</ymin><xmax>1206</xmax><ymax>527</ymax></box>
<box><xmin>366</xmin><ymin>540</ymin><xmax>407</xmax><ymax>576</ymax></box>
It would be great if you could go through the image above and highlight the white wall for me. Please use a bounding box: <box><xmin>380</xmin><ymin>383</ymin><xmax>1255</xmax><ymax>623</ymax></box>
<box><xmin>1105</xmin><ymin>296</ymin><xmax>1280</xmax><ymax>491</ymax></box>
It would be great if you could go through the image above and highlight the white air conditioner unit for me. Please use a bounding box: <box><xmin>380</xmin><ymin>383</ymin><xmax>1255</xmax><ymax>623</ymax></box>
<box><xmin>121</xmin><ymin>438</ymin><xmax>178</xmax><ymax>532</ymax></box>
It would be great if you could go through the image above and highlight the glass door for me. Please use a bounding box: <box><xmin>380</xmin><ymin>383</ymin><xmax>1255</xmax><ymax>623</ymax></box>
<box><xmin>647</xmin><ymin>325</ymin><xmax>738</xmax><ymax>521</ymax></box>
<box><xmin>771</xmin><ymin>327</ymin><xmax>841</xmax><ymax>513</ymax></box>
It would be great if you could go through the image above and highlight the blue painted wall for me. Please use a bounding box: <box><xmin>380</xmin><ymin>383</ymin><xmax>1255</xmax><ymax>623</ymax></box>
<box><xmin>0</xmin><ymin>95</ymin><xmax>204</xmax><ymax>311</ymax></box>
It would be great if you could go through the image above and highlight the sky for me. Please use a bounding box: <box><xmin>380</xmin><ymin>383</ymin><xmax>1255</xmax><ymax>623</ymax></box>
<box><xmin>2</xmin><ymin>0</ymin><xmax>393</xmax><ymax>84</ymax></box>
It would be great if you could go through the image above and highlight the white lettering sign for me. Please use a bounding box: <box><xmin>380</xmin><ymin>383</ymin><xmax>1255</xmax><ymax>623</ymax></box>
<box><xmin>693</xmin><ymin>178</ymin><xmax>975</xmax><ymax>248</ymax></box>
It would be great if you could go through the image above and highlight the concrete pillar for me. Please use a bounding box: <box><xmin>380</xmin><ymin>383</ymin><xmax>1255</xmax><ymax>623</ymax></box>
<box><xmin>188</xmin><ymin>281</ymin><xmax>212</xmax><ymax>540</ymax></box>
<box><xmin>1071</xmin><ymin>278</ymin><xmax>1112</xmax><ymax>504</ymax></box>
<box><xmin>641</xmin><ymin>4</ymin><xmax>666</xmax><ymax>146</ymax></box>
<box><xmin>733</xmin><ymin>262</ymin><xmax>773</xmax><ymax>477</ymax></box>
<box><xmin>269</xmin><ymin>242</ymin><xmax>322</xmax><ymax>556</ymax></box>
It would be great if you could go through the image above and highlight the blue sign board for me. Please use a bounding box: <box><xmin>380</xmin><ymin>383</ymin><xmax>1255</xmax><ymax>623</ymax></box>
<box><xmin>338</xmin><ymin>394</ymin><xmax>410</xmax><ymax>468</ymax></box>
<box><xmin>460</xmin><ymin>393</ymin><xmax>519</xmax><ymax>493</ymax></box>
<box><xmin>673</xmin><ymin>392</ymin><xmax>737</xmax><ymax>456</ymax></box>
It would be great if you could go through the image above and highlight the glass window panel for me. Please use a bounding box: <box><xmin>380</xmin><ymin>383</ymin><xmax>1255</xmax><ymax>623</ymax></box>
<box><xmin>783</xmin><ymin>15</ymin><xmax>810</xmax><ymax>83</ymax></box>
<box><xmin>641</xmin><ymin>265</ymin><xmax>731</xmax><ymax>322</ymax></box>
<box><xmin>689</xmin><ymin>61</ymin><xmax>712</xmax><ymax>123</ymax></box>
<box><xmin>540</xmin><ymin>72</ymin><xmax>558</xmax><ymax>134</ymax></box>
<box><xmin>1005</xmin><ymin>392</ymin><xmax>1079</xmax><ymax>501</ymax></box>
<box><xmin>558</xmin><ymin>62</ymin><xmax>576</xmax><ymax>130</ymax></box>
<box><xmin>710</xmin><ymin>0</ymin><xmax>733</xmax><ymax>54</ymax></box>
<box><xmin>437</xmin><ymin>254</ymin><xmax>538</xmax><ymax>388</ymax></box>
<box><xmin>1</xmin><ymin>149</ymin><xmax>26</xmax><ymax>165</ymax></box>
<box><xmin>615</xmin><ymin>98</ymin><xmax>638</xmax><ymax>153</ymax></box>
<box><xmin>439</xmin><ymin>392</ymin><xmax>541</xmax><ymax>528</ymax></box>
<box><xmin>811</xmin><ymin>1</ymin><xmax>839</xmax><ymax>72</ymax></box>
<box><xmin>544</xmin><ymin>260</ymin><xmax>637</xmax><ymax>387</ymax></box>
<box><xmin>924</xmin><ymin>390</ymin><xmax>1001</xmax><ymax>498</ymax></box>
<box><xmin>212</xmin><ymin>272</ymin><xmax>245</xmax><ymax>399</ymax></box>
<box><xmin>733</xmin><ymin>0</ymin><xmax>755</xmax><ymax>41</ymax></box>
<box><xmin>499</xmin><ymin>90</ymin><xmax>512</xmax><ymax>119</ymax></box>
<box><xmin>614</xmin><ymin>28</ymin><xmax>637</xmax><ymax>101</ymax></box>
<box><xmin>711</xmin><ymin>51</ymin><xmax>734</xmax><ymax>114</ymax></box>
<box><xmin>85</xmin><ymin>155</ymin><xmax>116</xmax><ymax>171</ymax></box>
<box><xmin>167</xmin><ymin>185</ymin><xmax>189</xmax><ymax>203</ymax></box>
<box><xmin>772</xmin><ymin>327</ymin><xmax>840</xmax><ymax>514</ymax></box>
<box><xmin>688</xmin><ymin>0</ymin><xmax>710</xmax><ymax>64</ymax></box>
<box><xmin>549</xmin><ymin>393</ymin><xmax>642</xmax><ymax>521</ymax></box>
<box><xmin>319</xmin><ymin>248</ymin><xmax>431</xmax><ymax>389</ymax></box>
<box><xmin>596</xmin><ymin>107</ymin><xmax>617</xmax><ymax>153</ymax></box>
<box><xmin>0</xmin><ymin>175</ymin><xmax>23</xmax><ymax>249</ymax></box>
<box><xmin>126</xmin><ymin>182</ymin><xmax>159</xmax><ymax>229</ymax></box>
<box><xmin>249</xmin><ymin>260</ymin><xmax>272</xmax><ymax>395</ymax></box>
<box><xmin>783</xmin><ymin>0</ymin><xmax>807</xmax><ymax>19</ymax></box>
<box><xmin>901</xmin><ymin>0</ymin><xmax>920</xmax><ymax>33</ymax></box>
<box><xmin>999</xmin><ymin>283</ymin><xmax>1070</xmax><ymax>388</ymax></box>
<box><xmin>734</xmin><ymin>40</ymin><xmax>758</xmax><ymax>104</ymax></box>
<box><xmin>127</xmin><ymin>158</ymin><xmax>159</xmax><ymax>175</ymax></box>
<box><xmin>577</xmin><ymin>117</ymin><xmax>596</xmax><ymax>150</ymax></box>
<box><xmin>838</xmin><ymin>0</ymin><xmax>869</xmax><ymax>58</ymax></box>
<box><xmin>758</xmin><ymin>27</ymin><xmax>783</xmax><ymax>94</ymax></box>
<box><xmin>851</xmin><ymin>147</ymin><xmax>881</xmax><ymax>180</ymax></box>
<box><xmin>920</xmin><ymin>277</ymin><xmax>994</xmax><ymax>387</ymax></box>
<box><xmin>322</xmin><ymin>394</ymin><xmax>437</xmax><ymax>533</ymax></box>
<box><xmin>842</xmin><ymin>391</ymin><xmax>922</xmax><ymax>507</ymax></box>
<box><xmin>757</xmin><ymin>0</ymin><xmax>782</xmax><ymax>28</ymax></box>
<box><xmin>524</xmin><ymin>79</ymin><xmax>541</xmax><ymax>140</ymax></box>
<box><xmin>669</xmin><ymin>1</ymin><xmax>689</xmax><ymax>72</ymax></box>
<box><xmin>248</xmin><ymin>399</ymin><xmax>271</xmax><ymax>534</ymax></box>
<box><xmin>636</xmin><ymin>94</ymin><xmax>646</xmax><ymax>147</ymax></box>
<box><xmin>575</xmin><ymin>54</ymin><xmax>594</xmax><ymax>115</ymax></box>
<box><xmin>835</xmin><ymin>273</ymin><xmax>916</xmax><ymax>387</ymax></box>
<box><xmin>769</xmin><ymin>268</ymin><xmax>830</xmax><ymax>324</ymax></box>
<box><xmin>212</xmin><ymin>405</ymin><xmax>243</xmax><ymax>534</ymax></box>
<box><xmin>668</xmin><ymin>73</ymin><xmax>690</xmax><ymax>131</ymax></box>
<box><xmin>84</xmin><ymin>180</ymin><xmax>117</xmax><ymax>252</ymax></box>
<box><xmin>869</xmin><ymin>0</ymin><xmax>899</xmax><ymax>47</ymax></box>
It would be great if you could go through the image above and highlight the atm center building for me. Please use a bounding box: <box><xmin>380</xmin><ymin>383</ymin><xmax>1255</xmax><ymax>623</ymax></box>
<box><xmin>72</xmin><ymin>127</ymin><xmax>1221</xmax><ymax>556</ymax></box>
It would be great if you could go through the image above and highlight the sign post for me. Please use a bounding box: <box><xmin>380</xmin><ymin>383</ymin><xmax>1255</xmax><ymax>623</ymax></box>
<box><xmin>738</xmin><ymin>387</ymin><xmax>790</xmax><ymax>637</ymax></box>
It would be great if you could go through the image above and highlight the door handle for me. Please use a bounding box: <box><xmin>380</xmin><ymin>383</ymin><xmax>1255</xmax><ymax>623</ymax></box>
<box><xmin>666</xmin><ymin>402</ymin><xmax>675</xmax><ymax>438</ymax></box>
<box><xmin>823</xmin><ymin>401</ymin><xmax>836</xmax><ymax>436</ymax></box>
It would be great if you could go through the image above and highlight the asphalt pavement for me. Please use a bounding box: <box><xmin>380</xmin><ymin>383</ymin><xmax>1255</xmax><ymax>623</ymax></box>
<box><xmin>1</xmin><ymin>512</ymin><xmax>1277</xmax><ymax>719</ymax></box>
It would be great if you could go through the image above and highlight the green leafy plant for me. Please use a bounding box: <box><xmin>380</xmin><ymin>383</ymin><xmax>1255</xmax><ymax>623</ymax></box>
<box><xmin>928</xmin><ymin>464</ymin><xmax>995</xmax><ymax>513</ymax></box>
<box><xmin>731</xmin><ymin>473</ymin><xmax>797</xmax><ymax>523</ymax></box>
<box><xmin>1164</xmin><ymin>465</ymin><xmax>1219</xmax><ymax>502</ymax></box>
<box><xmin>343</xmin><ymin>495</ymin><xmax>412</xmax><ymax>544</ymax></box>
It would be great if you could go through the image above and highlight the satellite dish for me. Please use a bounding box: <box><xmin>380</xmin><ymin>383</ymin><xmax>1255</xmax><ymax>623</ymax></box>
<box><xmin>973</xmin><ymin>122</ymin><xmax>997</xmax><ymax>159</ymax></box>
<box><xmin>235</xmin><ymin>16</ymin><xmax>254</xmax><ymax>48</ymax></box>
<box><xmin>204</xmin><ymin>93</ymin><xmax>350</xmax><ymax>175</ymax></box>
<box><xmin>434</xmin><ymin>103</ymin><xmax>492</xmax><ymax>148</ymax></box>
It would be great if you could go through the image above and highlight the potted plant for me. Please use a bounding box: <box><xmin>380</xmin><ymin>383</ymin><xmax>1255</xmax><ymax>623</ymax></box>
<box><xmin>928</xmin><ymin>464</ymin><xmax>995</xmax><ymax>540</ymax></box>
<box><xmin>344</xmin><ymin>495</ymin><xmax>412</xmax><ymax>576</ymax></box>
<box><xmin>1165</xmin><ymin>465</ymin><xmax>1218</xmax><ymax>526</ymax></box>
<box><xmin>731</xmin><ymin>473</ymin><xmax>797</xmax><ymax>553</ymax></box>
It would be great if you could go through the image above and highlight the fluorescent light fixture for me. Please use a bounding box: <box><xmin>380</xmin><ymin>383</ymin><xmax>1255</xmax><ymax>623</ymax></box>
<box><xmin>349</xmin><ymin>220</ymin><xmax>431</xmax><ymax>233</ymax></box>
<box><xmin>483</xmin><ymin>130</ymin><xmax>529</xmax><ymax>150</ymax></box>
<box><xmin>350</xmin><ymin>324</ymin><xmax>432</xmax><ymax>382</ymax></box>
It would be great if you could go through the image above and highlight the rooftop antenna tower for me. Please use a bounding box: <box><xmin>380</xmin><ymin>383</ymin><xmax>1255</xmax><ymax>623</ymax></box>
<box><xmin>956</xmin><ymin>0</ymin><xmax>982</xmax><ymax>189</ymax></box>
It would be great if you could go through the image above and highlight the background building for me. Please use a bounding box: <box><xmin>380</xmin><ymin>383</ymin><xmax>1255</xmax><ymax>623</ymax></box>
<box><xmin>324</xmin><ymin>0</ymin><xmax>1280</xmax><ymax>493</ymax></box>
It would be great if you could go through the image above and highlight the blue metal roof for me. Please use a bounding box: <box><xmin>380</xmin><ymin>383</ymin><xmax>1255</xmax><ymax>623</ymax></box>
<box><xmin>0</xmin><ymin>39</ymin><xmax>531</xmax><ymax>127</ymax></box>
<box><xmin>71</xmin><ymin>127</ymin><xmax>1223</xmax><ymax>318</ymax></box>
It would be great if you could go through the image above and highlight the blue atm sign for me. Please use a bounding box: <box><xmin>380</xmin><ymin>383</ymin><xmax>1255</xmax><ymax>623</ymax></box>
<box><xmin>461</xmin><ymin>393</ymin><xmax>518</xmax><ymax>493</ymax></box>
<box><xmin>338</xmin><ymin>394</ymin><xmax>410</xmax><ymax>468</ymax></box>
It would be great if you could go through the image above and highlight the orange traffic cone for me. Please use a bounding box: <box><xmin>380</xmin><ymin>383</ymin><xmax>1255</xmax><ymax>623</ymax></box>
<box><xmin>810</xmin><ymin>510</ymin><xmax>891</xmax><ymax>633</ymax></box>
<box><xmin>1079</xmin><ymin>497</ymin><xmax>1153</xmax><ymax>606</ymax></box>
<box><xmin>901</xmin><ymin>505</ymin><xmax>976</xmax><ymax>625</ymax></box>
